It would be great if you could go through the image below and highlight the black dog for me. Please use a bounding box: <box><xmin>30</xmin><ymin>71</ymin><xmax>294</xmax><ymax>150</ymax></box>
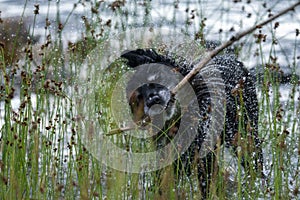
<box><xmin>121</xmin><ymin>48</ymin><xmax>263</xmax><ymax>198</ymax></box>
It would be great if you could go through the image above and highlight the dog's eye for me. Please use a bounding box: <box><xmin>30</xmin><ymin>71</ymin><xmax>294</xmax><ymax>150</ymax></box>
<box><xmin>148</xmin><ymin>83</ymin><xmax>156</xmax><ymax>89</ymax></box>
<box><xmin>137</xmin><ymin>93</ymin><xmax>143</xmax><ymax>100</ymax></box>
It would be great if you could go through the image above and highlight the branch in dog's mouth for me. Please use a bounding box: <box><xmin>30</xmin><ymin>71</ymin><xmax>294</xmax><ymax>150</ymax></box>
<box><xmin>106</xmin><ymin>126</ymin><xmax>136</xmax><ymax>136</ymax></box>
<box><xmin>105</xmin><ymin>115</ymin><xmax>151</xmax><ymax>136</ymax></box>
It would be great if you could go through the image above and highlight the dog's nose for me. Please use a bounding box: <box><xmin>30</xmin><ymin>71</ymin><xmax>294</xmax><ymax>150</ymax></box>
<box><xmin>146</xmin><ymin>94</ymin><xmax>162</xmax><ymax>107</ymax></box>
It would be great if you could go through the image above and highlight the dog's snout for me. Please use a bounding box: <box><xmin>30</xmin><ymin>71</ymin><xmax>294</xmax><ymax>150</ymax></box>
<box><xmin>146</xmin><ymin>94</ymin><xmax>162</xmax><ymax>107</ymax></box>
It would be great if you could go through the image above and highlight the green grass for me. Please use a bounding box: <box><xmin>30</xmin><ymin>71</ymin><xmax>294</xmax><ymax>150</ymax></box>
<box><xmin>0</xmin><ymin>0</ymin><xmax>299</xmax><ymax>199</ymax></box>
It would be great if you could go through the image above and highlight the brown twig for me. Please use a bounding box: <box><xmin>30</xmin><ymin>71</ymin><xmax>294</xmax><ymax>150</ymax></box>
<box><xmin>106</xmin><ymin>125</ymin><xmax>136</xmax><ymax>136</ymax></box>
<box><xmin>171</xmin><ymin>1</ymin><xmax>300</xmax><ymax>95</ymax></box>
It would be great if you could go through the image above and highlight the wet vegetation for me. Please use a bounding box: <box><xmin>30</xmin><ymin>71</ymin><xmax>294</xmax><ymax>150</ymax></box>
<box><xmin>0</xmin><ymin>0</ymin><xmax>299</xmax><ymax>199</ymax></box>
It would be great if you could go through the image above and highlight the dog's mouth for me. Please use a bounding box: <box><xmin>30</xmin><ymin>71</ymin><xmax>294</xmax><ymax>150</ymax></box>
<box><xmin>145</xmin><ymin>104</ymin><xmax>165</xmax><ymax>117</ymax></box>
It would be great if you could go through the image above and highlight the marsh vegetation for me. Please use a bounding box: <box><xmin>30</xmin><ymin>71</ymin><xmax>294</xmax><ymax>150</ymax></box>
<box><xmin>0</xmin><ymin>0</ymin><xmax>299</xmax><ymax>199</ymax></box>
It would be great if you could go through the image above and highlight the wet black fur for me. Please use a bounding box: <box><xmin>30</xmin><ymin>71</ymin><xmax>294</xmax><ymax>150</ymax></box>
<box><xmin>121</xmin><ymin>47</ymin><xmax>263</xmax><ymax>198</ymax></box>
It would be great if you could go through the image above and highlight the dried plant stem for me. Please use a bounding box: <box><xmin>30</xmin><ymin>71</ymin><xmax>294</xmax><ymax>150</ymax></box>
<box><xmin>106</xmin><ymin>126</ymin><xmax>136</xmax><ymax>136</ymax></box>
<box><xmin>171</xmin><ymin>1</ymin><xmax>300</xmax><ymax>95</ymax></box>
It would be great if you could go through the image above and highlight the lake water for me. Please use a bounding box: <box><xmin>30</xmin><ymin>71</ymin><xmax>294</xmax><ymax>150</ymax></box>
<box><xmin>0</xmin><ymin>0</ymin><xmax>299</xmax><ymax>70</ymax></box>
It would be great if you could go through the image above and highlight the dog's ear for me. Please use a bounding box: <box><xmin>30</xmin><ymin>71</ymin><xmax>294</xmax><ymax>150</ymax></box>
<box><xmin>121</xmin><ymin>49</ymin><xmax>189</xmax><ymax>75</ymax></box>
<box><xmin>121</xmin><ymin>49</ymin><xmax>160</xmax><ymax>67</ymax></box>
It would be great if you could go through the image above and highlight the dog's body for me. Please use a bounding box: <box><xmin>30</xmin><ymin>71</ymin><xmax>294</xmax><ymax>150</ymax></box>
<box><xmin>121</xmin><ymin>47</ymin><xmax>263</xmax><ymax>198</ymax></box>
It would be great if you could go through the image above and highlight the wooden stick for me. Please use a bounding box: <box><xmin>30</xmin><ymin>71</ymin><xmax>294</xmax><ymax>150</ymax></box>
<box><xmin>106</xmin><ymin>126</ymin><xmax>136</xmax><ymax>136</ymax></box>
<box><xmin>171</xmin><ymin>1</ymin><xmax>300</xmax><ymax>95</ymax></box>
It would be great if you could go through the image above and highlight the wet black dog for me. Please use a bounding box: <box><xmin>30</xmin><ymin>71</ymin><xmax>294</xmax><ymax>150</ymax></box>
<box><xmin>121</xmin><ymin>48</ymin><xmax>263</xmax><ymax>198</ymax></box>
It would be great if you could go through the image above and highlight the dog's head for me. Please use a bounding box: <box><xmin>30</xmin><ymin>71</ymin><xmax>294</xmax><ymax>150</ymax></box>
<box><xmin>121</xmin><ymin>49</ymin><xmax>181</xmax><ymax>127</ymax></box>
<box><xmin>128</xmin><ymin>83</ymin><xmax>176</xmax><ymax>126</ymax></box>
